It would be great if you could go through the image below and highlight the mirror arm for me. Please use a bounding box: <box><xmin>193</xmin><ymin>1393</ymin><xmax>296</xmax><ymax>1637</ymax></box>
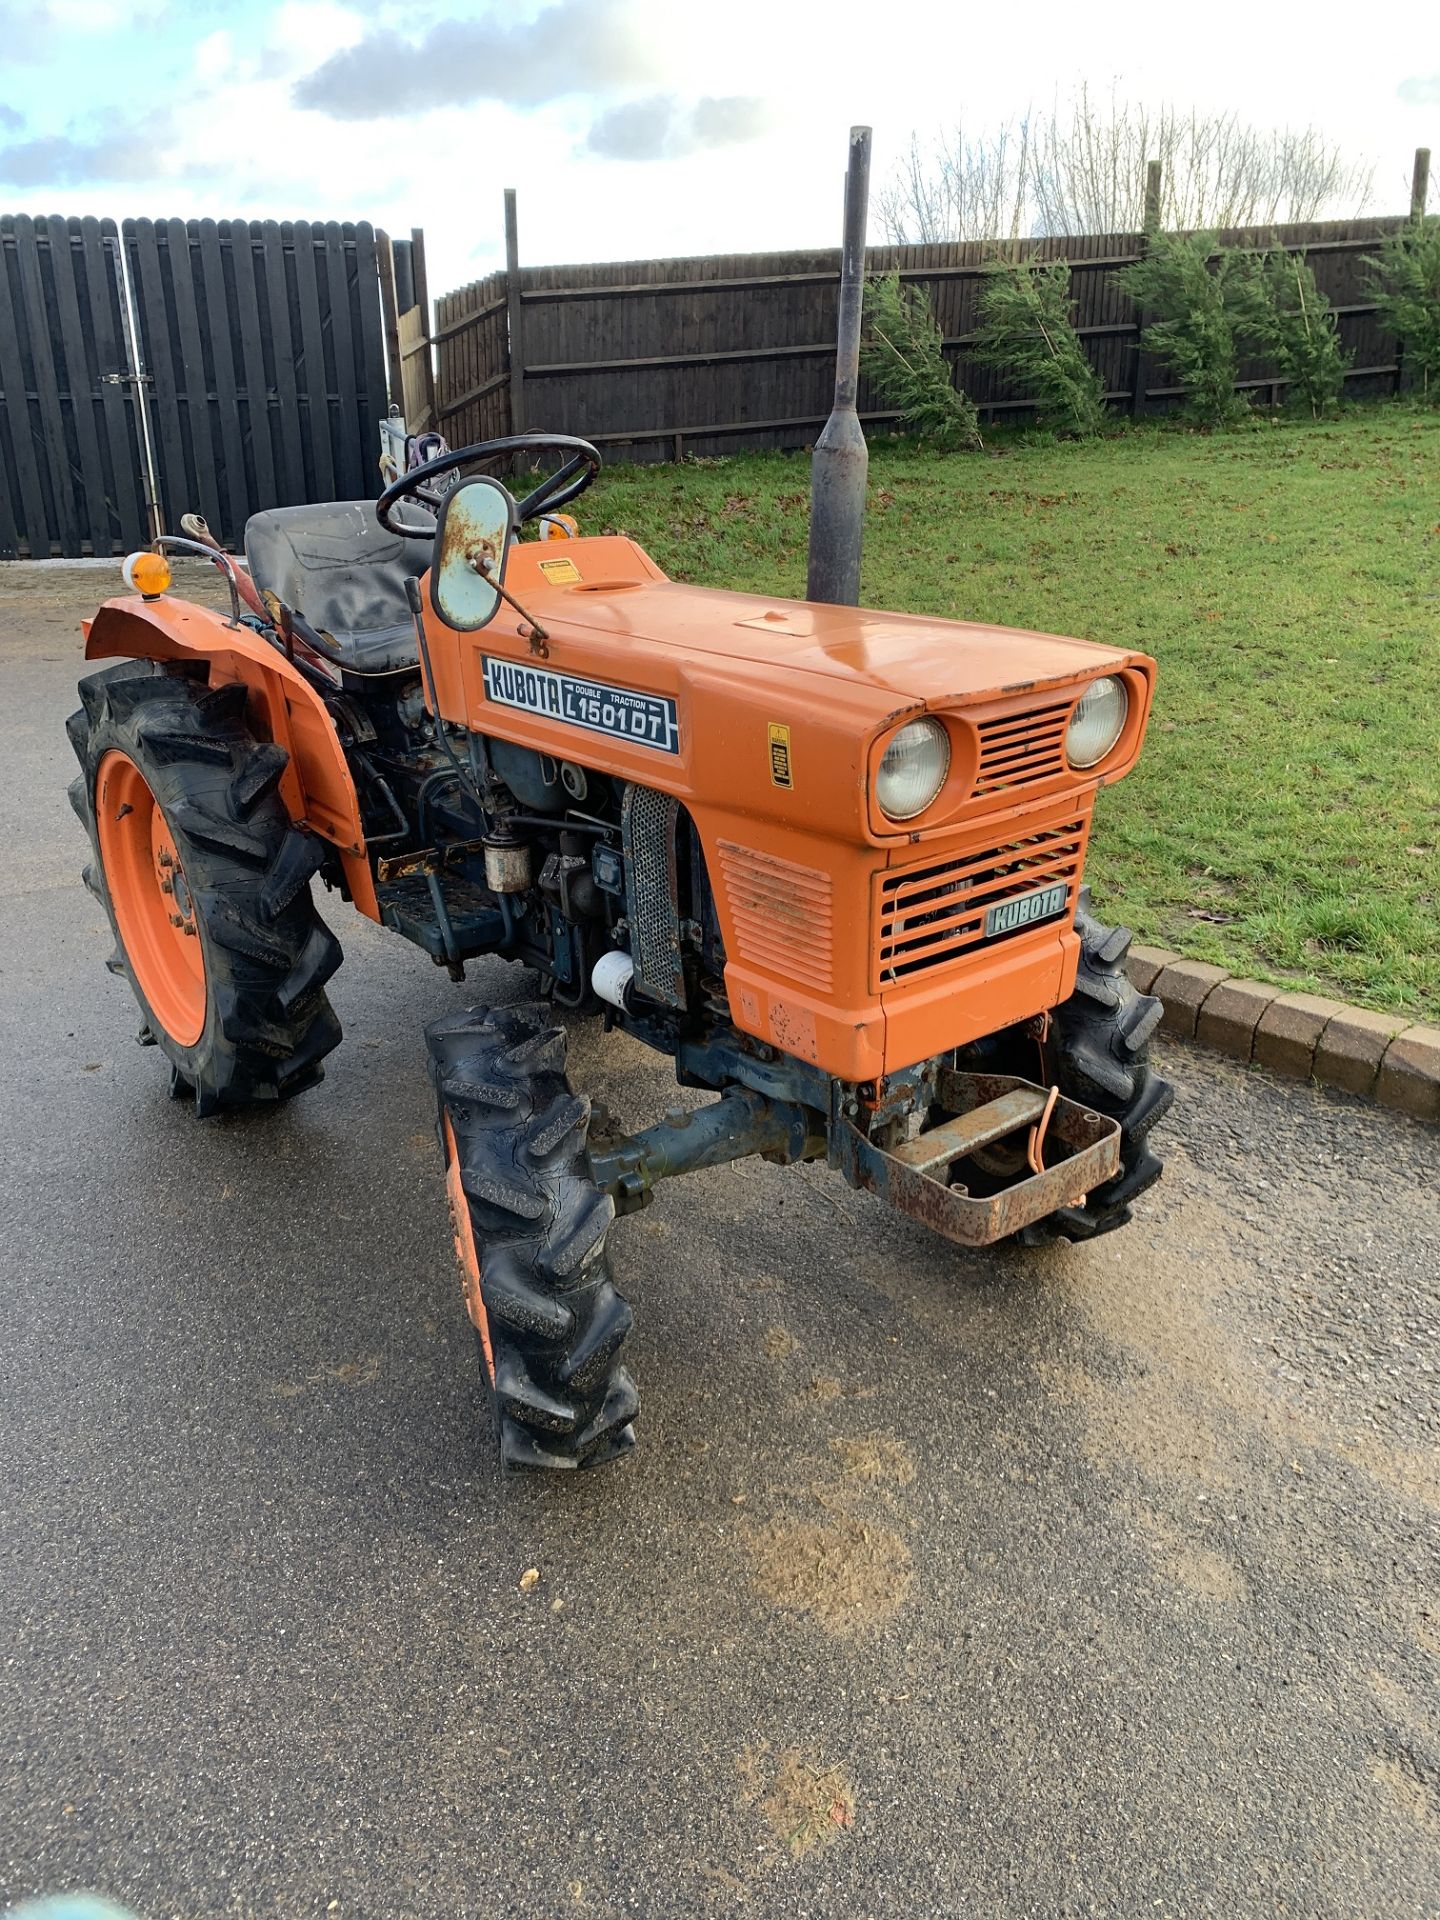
<box><xmin>478</xmin><ymin>558</ymin><xmax>551</xmax><ymax>657</ymax></box>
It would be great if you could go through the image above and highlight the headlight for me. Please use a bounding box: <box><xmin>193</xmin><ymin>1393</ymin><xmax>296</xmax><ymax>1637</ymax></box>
<box><xmin>1066</xmin><ymin>675</ymin><xmax>1129</xmax><ymax>768</ymax></box>
<box><xmin>876</xmin><ymin>718</ymin><xmax>950</xmax><ymax>821</ymax></box>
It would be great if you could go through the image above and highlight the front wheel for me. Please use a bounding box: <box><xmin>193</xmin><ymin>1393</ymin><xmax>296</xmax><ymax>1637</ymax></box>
<box><xmin>427</xmin><ymin>1004</ymin><xmax>638</xmax><ymax>1471</ymax></box>
<box><xmin>958</xmin><ymin>885</ymin><xmax>1173</xmax><ymax>1241</ymax></box>
<box><xmin>68</xmin><ymin>664</ymin><xmax>343</xmax><ymax>1114</ymax></box>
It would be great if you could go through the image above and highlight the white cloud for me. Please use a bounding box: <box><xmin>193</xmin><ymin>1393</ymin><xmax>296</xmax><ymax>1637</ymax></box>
<box><xmin>1</xmin><ymin>0</ymin><xmax>1435</xmax><ymax>305</ymax></box>
<box><xmin>192</xmin><ymin>29</ymin><xmax>233</xmax><ymax>83</ymax></box>
<box><xmin>292</xmin><ymin>0</ymin><xmax>663</xmax><ymax>118</ymax></box>
<box><xmin>584</xmin><ymin>93</ymin><xmax>773</xmax><ymax>160</ymax></box>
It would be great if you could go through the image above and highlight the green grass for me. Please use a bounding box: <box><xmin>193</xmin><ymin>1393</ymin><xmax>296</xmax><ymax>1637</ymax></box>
<box><xmin>583</xmin><ymin>411</ymin><xmax>1440</xmax><ymax>1022</ymax></box>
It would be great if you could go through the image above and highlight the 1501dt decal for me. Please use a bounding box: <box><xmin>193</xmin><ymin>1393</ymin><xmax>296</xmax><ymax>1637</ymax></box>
<box><xmin>481</xmin><ymin>657</ymin><xmax>680</xmax><ymax>754</ymax></box>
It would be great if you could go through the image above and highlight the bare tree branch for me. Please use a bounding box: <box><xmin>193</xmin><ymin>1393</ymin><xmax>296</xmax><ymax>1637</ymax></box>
<box><xmin>881</xmin><ymin>90</ymin><xmax>1376</xmax><ymax>243</ymax></box>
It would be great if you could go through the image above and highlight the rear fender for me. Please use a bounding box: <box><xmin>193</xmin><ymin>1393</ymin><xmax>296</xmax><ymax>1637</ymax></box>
<box><xmin>83</xmin><ymin>595</ymin><xmax>378</xmax><ymax>919</ymax></box>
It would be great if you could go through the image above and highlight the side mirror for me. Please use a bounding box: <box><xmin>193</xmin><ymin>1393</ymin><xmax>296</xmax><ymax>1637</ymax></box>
<box><xmin>431</xmin><ymin>475</ymin><xmax>516</xmax><ymax>631</ymax></box>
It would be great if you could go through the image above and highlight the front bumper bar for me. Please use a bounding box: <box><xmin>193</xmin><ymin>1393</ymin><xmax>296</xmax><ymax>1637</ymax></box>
<box><xmin>828</xmin><ymin>1069</ymin><xmax>1120</xmax><ymax>1246</ymax></box>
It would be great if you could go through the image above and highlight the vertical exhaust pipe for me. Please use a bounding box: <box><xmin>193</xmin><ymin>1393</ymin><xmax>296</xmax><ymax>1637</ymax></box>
<box><xmin>807</xmin><ymin>125</ymin><xmax>872</xmax><ymax>607</ymax></box>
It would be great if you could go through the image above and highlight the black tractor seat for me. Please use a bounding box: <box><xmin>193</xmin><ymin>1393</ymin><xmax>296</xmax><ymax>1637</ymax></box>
<box><xmin>243</xmin><ymin>500</ymin><xmax>432</xmax><ymax>673</ymax></box>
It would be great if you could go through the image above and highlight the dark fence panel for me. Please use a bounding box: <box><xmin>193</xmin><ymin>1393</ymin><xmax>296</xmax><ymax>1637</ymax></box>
<box><xmin>0</xmin><ymin>214</ymin><xmax>147</xmax><ymax>558</ymax></box>
<box><xmin>435</xmin><ymin>215</ymin><xmax>1411</xmax><ymax>466</ymax></box>
<box><xmin>123</xmin><ymin>218</ymin><xmax>391</xmax><ymax>546</ymax></box>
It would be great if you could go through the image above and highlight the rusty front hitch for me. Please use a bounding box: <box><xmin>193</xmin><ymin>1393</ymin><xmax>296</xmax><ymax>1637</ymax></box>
<box><xmin>829</xmin><ymin>1069</ymin><xmax>1120</xmax><ymax>1247</ymax></box>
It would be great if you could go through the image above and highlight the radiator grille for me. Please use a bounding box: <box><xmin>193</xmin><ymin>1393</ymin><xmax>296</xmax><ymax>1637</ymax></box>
<box><xmin>621</xmin><ymin>783</ymin><xmax>686</xmax><ymax>1008</ymax></box>
<box><xmin>876</xmin><ymin>819</ymin><xmax>1084</xmax><ymax>984</ymax></box>
<box><xmin>716</xmin><ymin>842</ymin><xmax>834</xmax><ymax>991</ymax></box>
<box><xmin>973</xmin><ymin>700</ymin><xmax>1072</xmax><ymax>797</ymax></box>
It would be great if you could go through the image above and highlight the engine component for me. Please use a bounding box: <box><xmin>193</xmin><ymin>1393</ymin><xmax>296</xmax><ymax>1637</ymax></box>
<box><xmin>592</xmin><ymin>949</ymin><xmax>636</xmax><ymax>1011</ymax></box>
<box><xmin>592</xmin><ymin>843</ymin><xmax>625</xmax><ymax>898</ymax></box>
<box><xmin>488</xmin><ymin>737</ymin><xmax>566</xmax><ymax>813</ymax></box>
<box><xmin>539</xmin><ymin>850</ymin><xmax>601</xmax><ymax>920</ymax></box>
<box><xmin>483</xmin><ymin>832</ymin><xmax>531</xmax><ymax>893</ymax></box>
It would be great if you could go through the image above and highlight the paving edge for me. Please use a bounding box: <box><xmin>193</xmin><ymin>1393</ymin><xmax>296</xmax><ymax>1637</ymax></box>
<box><xmin>1127</xmin><ymin>946</ymin><xmax>1439</xmax><ymax>1124</ymax></box>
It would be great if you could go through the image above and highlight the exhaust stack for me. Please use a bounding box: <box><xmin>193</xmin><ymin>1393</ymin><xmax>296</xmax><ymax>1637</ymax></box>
<box><xmin>806</xmin><ymin>125</ymin><xmax>872</xmax><ymax>607</ymax></box>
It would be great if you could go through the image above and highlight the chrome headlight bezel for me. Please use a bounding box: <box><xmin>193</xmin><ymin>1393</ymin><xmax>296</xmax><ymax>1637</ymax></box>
<box><xmin>1065</xmin><ymin>675</ymin><xmax>1129</xmax><ymax>769</ymax></box>
<box><xmin>875</xmin><ymin>717</ymin><xmax>951</xmax><ymax>821</ymax></box>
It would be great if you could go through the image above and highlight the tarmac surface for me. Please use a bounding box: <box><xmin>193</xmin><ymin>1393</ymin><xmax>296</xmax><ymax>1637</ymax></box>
<box><xmin>2</xmin><ymin>566</ymin><xmax>1439</xmax><ymax>1920</ymax></box>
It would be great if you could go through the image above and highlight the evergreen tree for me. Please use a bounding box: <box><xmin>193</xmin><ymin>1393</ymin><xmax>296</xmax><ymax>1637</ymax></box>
<box><xmin>973</xmin><ymin>257</ymin><xmax>1108</xmax><ymax>437</ymax></box>
<box><xmin>1119</xmin><ymin>231</ymin><xmax>1249</xmax><ymax>427</ymax></box>
<box><xmin>1231</xmin><ymin>248</ymin><xmax>1348</xmax><ymax>418</ymax></box>
<box><xmin>860</xmin><ymin>272</ymin><xmax>983</xmax><ymax>450</ymax></box>
<box><xmin>1366</xmin><ymin>218</ymin><xmax>1440</xmax><ymax>401</ymax></box>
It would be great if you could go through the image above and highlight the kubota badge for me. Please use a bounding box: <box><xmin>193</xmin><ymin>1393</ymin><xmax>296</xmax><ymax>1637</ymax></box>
<box><xmin>768</xmin><ymin>722</ymin><xmax>793</xmax><ymax>787</ymax></box>
<box><xmin>482</xmin><ymin>656</ymin><xmax>680</xmax><ymax>752</ymax></box>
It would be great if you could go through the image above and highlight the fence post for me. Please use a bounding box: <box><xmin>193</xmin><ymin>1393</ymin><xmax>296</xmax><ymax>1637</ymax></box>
<box><xmin>1129</xmin><ymin>159</ymin><xmax>1162</xmax><ymax>419</ymax></box>
<box><xmin>376</xmin><ymin>229</ymin><xmax>405</xmax><ymax>410</ymax></box>
<box><xmin>410</xmin><ymin>225</ymin><xmax>437</xmax><ymax>423</ymax></box>
<box><xmin>1392</xmin><ymin>149</ymin><xmax>1432</xmax><ymax>396</ymax></box>
<box><xmin>504</xmin><ymin>188</ymin><xmax>526</xmax><ymax>442</ymax></box>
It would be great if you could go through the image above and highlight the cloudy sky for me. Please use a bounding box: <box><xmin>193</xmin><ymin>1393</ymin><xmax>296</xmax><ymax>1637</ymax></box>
<box><xmin>1</xmin><ymin>0</ymin><xmax>1436</xmax><ymax>298</ymax></box>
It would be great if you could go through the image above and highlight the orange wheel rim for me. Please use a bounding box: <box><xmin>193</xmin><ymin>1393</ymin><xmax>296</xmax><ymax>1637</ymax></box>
<box><xmin>443</xmin><ymin>1112</ymin><xmax>496</xmax><ymax>1382</ymax></box>
<box><xmin>95</xmin><ymin>750</ymin><xmax>207</xmax><ymax>1047</ymax></box>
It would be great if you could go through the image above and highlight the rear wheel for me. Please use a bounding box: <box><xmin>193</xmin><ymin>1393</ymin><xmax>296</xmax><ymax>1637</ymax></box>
<box><xmin>427</xmin><ymin>1003</ymin><xmax>638</xmax><ymax>1471</ymax></box>
<box><xmin>68</xmin><ymin>664</ymin><xmax>343</xmax><ymax>1114</ymax></box>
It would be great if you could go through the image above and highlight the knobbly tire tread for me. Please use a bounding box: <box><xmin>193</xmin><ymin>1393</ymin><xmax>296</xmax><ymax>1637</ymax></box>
<box><xmin>961</xmin><ymin>885</ymin><xmax>1173</xmax><ymax>1244</ymax></box>
<box><xmin>1030</xmin><ymin>885</ymin><xmax>1173</xmax><ymax>1241</ymax></box>
<box><xmin>68</xmin><ymin>662</ymin><xmax>343</xmax><ymax>1113</ymax></box>
<box><xmin>427</xmin><ymin>1004</ymin><xmax>638</xmax><ymax>1472</ymax></box>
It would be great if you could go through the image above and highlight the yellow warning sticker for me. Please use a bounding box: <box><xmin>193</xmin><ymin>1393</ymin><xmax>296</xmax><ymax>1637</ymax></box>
<box><xmin>537</xmin><ymin>555</ymin><xmax>582</xmax><ymax>585</ymax></box>
<box><xmin>768</xmin><ymin>721</ymin><xmax>793</xmax><ymax>788</ymax></box>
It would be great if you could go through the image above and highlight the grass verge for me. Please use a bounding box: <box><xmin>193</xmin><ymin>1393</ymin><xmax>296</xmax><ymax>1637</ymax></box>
<box><xmin>587</xmin><ymin>410</ymin><xmax>1440</xmax><ymax>1023</ymax></box>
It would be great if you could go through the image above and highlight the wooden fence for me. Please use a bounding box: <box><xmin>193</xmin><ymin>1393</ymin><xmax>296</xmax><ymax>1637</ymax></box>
<box><xmin>434</xmin><ymin>210</ymin><xmax>1419</xmax><ymax>464</ymax></box>
<box><xmin>1</xmin><ymin>214</ymin><xmax>405</xmax><ymax>557</ymax></box>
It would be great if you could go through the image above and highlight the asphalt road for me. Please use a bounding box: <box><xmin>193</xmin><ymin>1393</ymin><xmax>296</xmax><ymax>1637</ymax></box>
<box><xmin>3</xmin><ymin>566</ymin><xmax>1438</xmax><ymax>1920</ymax></box>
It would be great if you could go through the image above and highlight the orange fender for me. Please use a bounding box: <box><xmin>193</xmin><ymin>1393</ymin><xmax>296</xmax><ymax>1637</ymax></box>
<box><xmin>84</xmin><ymin>595</ymin><xmax>378</xmax><ymax>920</ymax></box>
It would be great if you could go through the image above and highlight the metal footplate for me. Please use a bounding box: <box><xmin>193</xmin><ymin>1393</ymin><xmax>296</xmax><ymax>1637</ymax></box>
<box><xmin>830</xmin><ymin>1069</ymin><xmax>1121</xmax><ymax>1247</ymax></box>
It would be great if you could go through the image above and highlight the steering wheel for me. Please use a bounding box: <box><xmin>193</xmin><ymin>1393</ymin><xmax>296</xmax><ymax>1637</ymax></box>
<box><xmin>375</xmin><ymin>433</ymin><xmax>601</xmax><ymax>538</ymax></box>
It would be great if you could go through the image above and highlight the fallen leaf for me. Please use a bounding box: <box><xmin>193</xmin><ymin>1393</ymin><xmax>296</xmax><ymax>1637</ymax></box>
<box><xmin>519</xmin><ymin>1567</ymin><xmax>540</xmax><ymax>1592</ymax></box>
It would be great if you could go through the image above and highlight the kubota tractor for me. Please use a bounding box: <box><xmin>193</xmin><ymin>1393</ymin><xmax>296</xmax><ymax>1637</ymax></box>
<box><xmin>68</xmin><ymin>433</ymin><xmax>1172</xmax><ymax>1471</ymax></box>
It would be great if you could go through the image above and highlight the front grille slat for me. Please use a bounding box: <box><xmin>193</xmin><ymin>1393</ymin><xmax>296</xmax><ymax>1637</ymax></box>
<box><xmin>973</xmin><ymin>700</ymin><xmax>1073</xmax><ymax>794</ymax></box>
<box><xmin>882</xmin><ymin>856</ymin><xmax>1083</xmax><ymax>949</ymax></box>
<box><xmin>876</xmin><ymin>819</ymin><xmax>1084</xmax><ymax>984</ymax></box>
<box><xmin>885</xmin><ymin>824</ymin><xmax>1080</xmax><ymax>904</ymax></box>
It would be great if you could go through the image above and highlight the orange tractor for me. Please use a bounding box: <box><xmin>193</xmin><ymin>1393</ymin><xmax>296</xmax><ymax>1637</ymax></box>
<box><xmin>68</xmin><ymin>433</ymin><xmax>1171</xmax><ymax>1470</ymax></box>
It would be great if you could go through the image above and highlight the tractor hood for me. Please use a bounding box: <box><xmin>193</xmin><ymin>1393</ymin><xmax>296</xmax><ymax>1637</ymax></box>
<box><xmin>504</xmin><ymin>537</ymin><xmax>1141</xmax><ymax>706</ymax></box>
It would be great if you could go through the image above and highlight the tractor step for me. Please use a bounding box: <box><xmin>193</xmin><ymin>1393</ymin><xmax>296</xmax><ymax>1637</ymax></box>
<box><xmin>376</xmin><ymin>872</ymin><xmax>505</xmax><ymax>961</ymax></box>
<box><xmin>830</xmin><ymin>1070</ymin><xmax>1121</xmax><ymax>1248</ymax></box>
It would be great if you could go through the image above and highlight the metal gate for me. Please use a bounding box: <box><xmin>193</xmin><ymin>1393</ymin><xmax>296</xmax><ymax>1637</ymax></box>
<box><xmin>1</xmin><ymin>214</ymin><xmax>394</xmax><ymax>558</ymax></box>
<box><xmin>0</xmin><ymin>215</ymin><xmax>147</xmax><ymax>559</ymax></box>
